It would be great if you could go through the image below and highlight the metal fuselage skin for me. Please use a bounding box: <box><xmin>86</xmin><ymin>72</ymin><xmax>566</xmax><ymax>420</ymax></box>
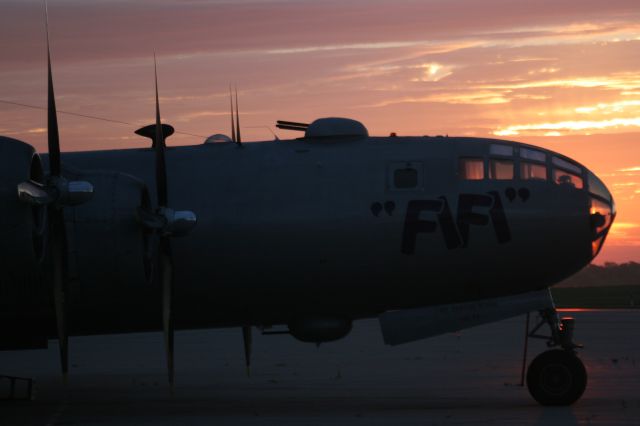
<box><xmin>53</xmin><ymin>135</ymin><xmax>608</xmax><ymax>337</ymax></box>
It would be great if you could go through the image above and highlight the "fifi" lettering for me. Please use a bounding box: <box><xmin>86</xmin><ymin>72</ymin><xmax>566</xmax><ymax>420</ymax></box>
<box><xmin>401</xmin><ymin>192</ymin><xmax>511</xmax><ymax>254</ymax></box>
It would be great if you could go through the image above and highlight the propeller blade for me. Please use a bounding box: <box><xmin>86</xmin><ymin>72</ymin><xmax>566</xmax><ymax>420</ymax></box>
<box><xmin>160</xmin><ymin>238</ymin><xmax>175</xmax><ymax>387</ymax></box>
<box><xmin>229</xmin><ymin>85</ymin><xmax>236</xmax><ymax>143</ymax></box>
<box><xmin>50</xmin><ymin>209</ymin><xmax>68</xmax><ymax>380</ymax></box>
<box><xmin>45</xmin><ymin>1</ymin><xmax>69</xmax><ymax>379</ymax></box>
<box><xmin>234</xmin><ymin>85</ymin><xmax>241</xmax><ymax>145</ymax></box>
<box><xmin>44</xmin><ymin>2</ymin><xmax>61</xmax><ymax>177</ymax></box>
<box><xmin>242</xmin><ymin>326</ymin><xmax>252</xmax><ymax>377</ymax></box>
<box><xmin>153</xmin><ymin>53</ymin><xmax>168</xmax><ymax>207</ymax></box>
<box><xmin>152</xmin><ymin>55</ymin><xmax>175</xmax><ymax>388</ymax></box>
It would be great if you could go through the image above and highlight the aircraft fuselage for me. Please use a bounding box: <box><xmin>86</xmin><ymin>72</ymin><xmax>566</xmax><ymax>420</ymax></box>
<box><xmin>46</xmin><ymin>135</ymin><xmax>608</xmax><ymax>336</ymax></box>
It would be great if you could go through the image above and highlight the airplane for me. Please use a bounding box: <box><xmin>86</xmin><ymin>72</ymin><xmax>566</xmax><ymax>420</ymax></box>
<box><xmin>0</xmin><ymin>7</ymin><xmax>616</xmax><ymax>407</ymax></box>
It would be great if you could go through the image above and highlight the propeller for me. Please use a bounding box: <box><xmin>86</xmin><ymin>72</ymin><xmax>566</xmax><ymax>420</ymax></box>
<box><xmin>153</xmin><ymin>55</ymin><xmax>174</xmax><ymax>388</ymax></box>
<box><xmin>16</xmin><ymin>2</ymin><xmax>95</xmax><ymax>380</ymax></box>
<box><xmin>45</xmin><ymin>3</ymin><xmax>69</xmax><ymax>380</ymax></box>
<box><xmin>135</xmin><ymin>54</ymin><xmax>197</xmax><ymax>388</ymax></box>
<box><xmin>230</xmin><ymin>86</ymin><xmax>250</xmax><ymax>376</ymax></box>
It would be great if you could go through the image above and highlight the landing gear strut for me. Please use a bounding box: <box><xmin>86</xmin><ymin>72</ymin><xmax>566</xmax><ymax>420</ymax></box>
<box><xmin>522</xmin><ymin>308</ymin><xmax>587</xmax><ymax>406</ymax></box>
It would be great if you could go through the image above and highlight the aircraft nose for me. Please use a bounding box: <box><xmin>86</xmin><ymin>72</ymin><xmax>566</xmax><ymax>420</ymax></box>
<box><xmin>587</xmin><ymin>170</ymin><xmax>615</xmax><ymax>258</ymax></box>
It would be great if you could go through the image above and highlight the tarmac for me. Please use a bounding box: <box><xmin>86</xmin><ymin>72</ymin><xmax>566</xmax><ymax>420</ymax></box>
<box><xmin>1</xmin><ymin>310</ymin><xmax>638</xmax><ymax>425</ymax></box>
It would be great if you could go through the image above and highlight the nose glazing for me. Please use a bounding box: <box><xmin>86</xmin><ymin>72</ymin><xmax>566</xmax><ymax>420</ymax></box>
<box><xmin>587</xmin><ymin>171</ymin><xmax>615</xmax><ymax>257</ymax></box>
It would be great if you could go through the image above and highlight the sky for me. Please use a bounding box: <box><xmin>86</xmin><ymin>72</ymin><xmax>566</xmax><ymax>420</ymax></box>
<box><xmin>1</xmin><ymin>0</ymin><xmax>639</xmax><ymax>264</ymax></box>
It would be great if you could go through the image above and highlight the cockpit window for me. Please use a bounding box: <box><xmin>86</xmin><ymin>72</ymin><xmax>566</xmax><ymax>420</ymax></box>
<box><xmin>394</xmin><ymin>167</ymin><xmax>418</xmax><ymax>188</ymax></box>
<box><xmin>521</xmin><ymin>162</ymin><xmax>547</xmax><ymax>180</ymax></box>
<box><xmin>490</xmin><ymin>144</ymin><xmax>513</xmax><ymax>156</ymax></box>
<box><xmin>551</xmin><ymin>156</ymin><xmax>584</xmax><ymax>189</ymax></box>
<box><xmin>591</xmin><ymin>197</ymin><xmax>613</xmax><ymax>235</ymax></box>
<box><xmin>520</xmin><ymin>148</ymin><xmax>546</xmax><ymax>162</ymax></box>
<box><xmin>489</xmin><ymin>159</ymin><xmax>514</xmax><ymax>180</ymax></box>
<box><xmin>459</xmin><ymin>158</ymin><xmax>484</xmax><ymax>180</ymax></box>
<box><xmin>552</xmin><ymin>156</ymin><xmax>582</xmax><ymax>175</ymax></box>
<box><xmin>590</xmin><ymin>196</ymin><xmax>614</xmax><ymax>256</ymax></box>
<box><xmin>588</xmin><ymin>171</ymin><xmax>612</xmax><ymax>203</ymax></box>
<box><xmin>554</xmin><ymin>169</ymin><xmax>584</xmax><ymax>189</ymax></box>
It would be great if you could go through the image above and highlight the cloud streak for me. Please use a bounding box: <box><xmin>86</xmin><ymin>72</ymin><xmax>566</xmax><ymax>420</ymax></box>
<box><xmin>494</xmin><ymin>117</ymin><xmax>640</xmax><ymax>136</ymax></box>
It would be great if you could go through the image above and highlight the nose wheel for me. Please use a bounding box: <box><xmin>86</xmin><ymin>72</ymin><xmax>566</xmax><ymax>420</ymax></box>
<box><xmin>522</xmin><ymin>309</ymin><xmax>587</xmax><ymax>406</ymax></box>
<box><xmin>527</xmin><ymin>349</ymin><xmax>587</xmax><ymax>405</ymax></box>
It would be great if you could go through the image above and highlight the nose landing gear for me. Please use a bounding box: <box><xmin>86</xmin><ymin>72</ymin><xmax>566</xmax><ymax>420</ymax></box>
<box><xmin>523</xmin><ymin>309</ymin><xmax>587</xmax><ymax>406</ymax></box>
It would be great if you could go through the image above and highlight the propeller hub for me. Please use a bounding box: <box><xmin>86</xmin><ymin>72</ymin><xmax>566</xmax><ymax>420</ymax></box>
<box><xmin>46</xmin><ymin>176</ymin><xmax>94</xmax><ymax>207</ymax></box>
<box><xmin>17</xmin><ymin>180</ymin><xmax>52</xmax><ymax>205</ymax></box>
<box><xmin>158</xmin><ymin>207</ymin><xmax>197</xmax><ymax>237</ymax></box>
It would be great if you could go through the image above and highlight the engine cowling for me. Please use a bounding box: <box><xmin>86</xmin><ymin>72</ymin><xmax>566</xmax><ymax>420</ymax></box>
<box><xmin>65</xmin><ymin>169</ymin><xmax>154</xmax><ymax>334</ymax></box>
<box><xmin>0</xmin><ymin>137</ymin><xmax>153</xmax><ymax>345</ymax></box>
<box><xmin>0</xmin><ymin>137</ymin><xmax>48</xmax><ymax>350</ymax></box>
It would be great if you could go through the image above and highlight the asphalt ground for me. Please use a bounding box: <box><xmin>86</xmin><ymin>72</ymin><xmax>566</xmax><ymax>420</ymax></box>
<box><xmin>1</xmin><ymin>310</ymin><xmax>638</xmax><ymax>425</ymax></box>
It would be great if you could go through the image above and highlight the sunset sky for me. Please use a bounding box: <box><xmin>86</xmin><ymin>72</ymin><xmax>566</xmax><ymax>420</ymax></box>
<box><xmin>1</xmin><ymin>0</ymin><xmax>639</xmax><ymax>264</ymax></box>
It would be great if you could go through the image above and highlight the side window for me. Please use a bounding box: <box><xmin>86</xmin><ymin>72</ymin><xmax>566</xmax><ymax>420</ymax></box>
<box><xmin>394</xmin><ymin>168</ymin><xmax>418</xmax><ymax>188</ymax></box>
<box><xmin>459</xmin><ymin>158</ymin><xmax>484</xmax><ymax>180</ymax></box>
<box><xmin>389</xmin><ymin>161</ymin><xmax>423</xmax><ymax>190</ymax></box>
<box><xmin>489</xmin><ymin>159</ymin><xmax>514</xmax><ymax>180</ymax></box>
<box><xmin>521</xmin><ymin>161</ymin><xmax>547</xmax><ymax>180</ymax></box>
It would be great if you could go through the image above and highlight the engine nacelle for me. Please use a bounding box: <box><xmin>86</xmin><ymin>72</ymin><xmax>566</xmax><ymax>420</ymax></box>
<box><xmin>0</xmin><ymin>137</ymin><xmax>48</xmax><ymax>350</ymax></box>
<box><xmin>0</xmin><ymin>136</ymin><xmax>153</xmax><ymax>344</ymax></box>
<box><xmin>288</xmin><ymin>316</ymin><xmax>352</xmax><ymax>343</ymax></box>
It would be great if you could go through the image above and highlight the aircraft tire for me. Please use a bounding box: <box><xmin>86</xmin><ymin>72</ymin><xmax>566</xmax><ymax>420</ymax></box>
<box><xmin>526</xmin><ymin>349</ymin><xmax>587</xmax><ymax>406</ymax></box>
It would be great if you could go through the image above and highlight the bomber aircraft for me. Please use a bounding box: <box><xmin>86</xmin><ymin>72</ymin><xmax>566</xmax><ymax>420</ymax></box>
<box><xmin>0</xmin><ymin>8</ymin><xmax>615</xmax><ymax>406</ymax></box>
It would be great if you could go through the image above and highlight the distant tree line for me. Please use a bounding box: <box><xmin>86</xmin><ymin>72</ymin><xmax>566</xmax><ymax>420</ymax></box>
<box><xmin>557</xmin><ymin>262</ymin><xmax>640</xmax><ymax>288</ymax></box>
